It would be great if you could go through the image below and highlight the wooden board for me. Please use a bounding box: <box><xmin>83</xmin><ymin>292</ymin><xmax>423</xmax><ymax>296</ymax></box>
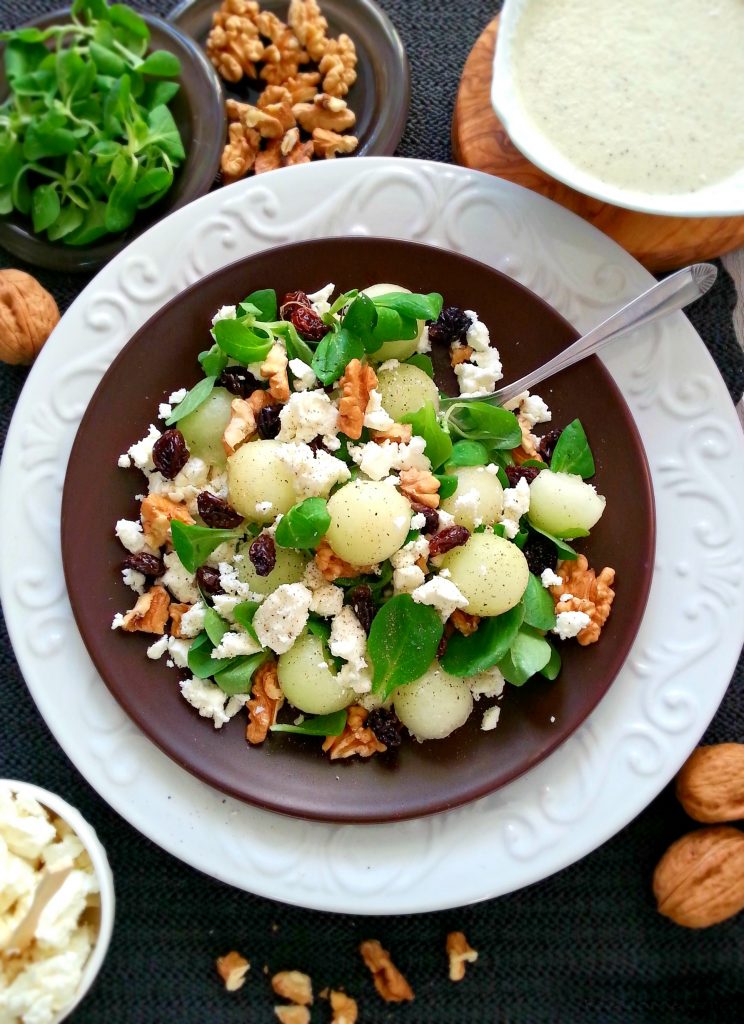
<box><xmin>452</xmin><ymin>18</ymin><xmax>744</xmax><ymax>272</ymax></box>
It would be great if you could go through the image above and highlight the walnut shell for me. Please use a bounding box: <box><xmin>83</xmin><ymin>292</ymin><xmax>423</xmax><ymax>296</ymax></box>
<box><xmin>676</xmin><ymin>743</ymin><xmax>744</xmax><ymax>823</ymax></box>
<box><xmin>653</xmin><ymin>826</ymin><xmax>744</xmax><ymax>928</ymax></box>
<box><xmin>0</xmin><ymin>269</ymin><xmax>60</xmax><ymax>365</ymax></box>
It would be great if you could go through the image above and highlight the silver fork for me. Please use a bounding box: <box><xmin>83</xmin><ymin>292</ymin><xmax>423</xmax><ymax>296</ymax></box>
<box><xmin>439</xmin><ymin>263</ymin><xmax>718</xmax><ymax>408</ymax></box>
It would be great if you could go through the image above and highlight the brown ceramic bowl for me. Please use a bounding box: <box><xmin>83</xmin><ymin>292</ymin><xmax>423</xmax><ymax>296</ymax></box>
<box><xmin>61</xmin><ymin>237</ymin><xmax>655</xmax><ymax>823</ymax></box>
<box><xmin>0</xmin><ymin>9</ymin><xmax>225</xmax><ymax>273</ymax></box>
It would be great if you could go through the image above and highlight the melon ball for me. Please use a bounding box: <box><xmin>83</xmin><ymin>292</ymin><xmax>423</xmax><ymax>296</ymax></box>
<box><xmin>528</xmin><ymin>469</ymin><xmax>606</xmax><ymax>535</ymax></box>
<box><xmin>227</xmin><ymin>439</ymin><xmax>296</xmax><ymax>522</ymax></box>
<box><xmin>376</xmin><ymin>363</ymin><xmax>440</xmax><ymax>421</ymax></box>
<box><xmin>440</xmin><ymin>533</ymin><xmax>529</xmax><ymax>616</ymax></box>
<box><xmin>326</xmin><ymin>480</ymin><xmax>411</xmax><ymax>566</ymax></box>
<box><xmin>392</xmin><ymin>663</ymin><xmax>473</xmax><ymax>741</ymax></box>
<box><xmin>235</xmin><ymin>546</ymin><xmax>307</xmax><ymax>596</ymax></box>
<box><xmin>179</xmin><ymin>387</ymin><xmax>233</xmax><ymax>468</ymax></box>
<box><xmin>278</xmin><ymin>632</ymin><xmax>354</xmax><ymax>715</ymax></box>
<box><xmin>440</xmin><ymin>466</ymin><xmax>505</xmax><ymax>532</ymax></box>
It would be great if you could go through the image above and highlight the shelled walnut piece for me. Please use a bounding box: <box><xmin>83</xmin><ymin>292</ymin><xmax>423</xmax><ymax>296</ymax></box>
<box><xmin>261</xmin><ymin>343</ymin><xmax>291</xmax><ymax>401</ymax></box>
<box><xmin>140</xmin><ymin>493</ymin><xmax>194</xmax><ymax>548</ymax></box>
<box><xmin>216</xmin><ymin>950</ymin><xmax>251</xmax><ymax>991</ymax></box>
<box><xmin>119</xmin><ymin>586</ymin><xmax>170</xmax><ymax>635</ymax></box>
<box><xmin>246</xmin><ymin>661</ymin><xmax>284</xmax><ymax>744</ymax></box>
<box><xmin>207</xmin><ymin>0</ymin><xmax>264</xmax><ymax>82</ymax></box>
<box><xmin>549</xmin><ymin>554</ymin><xmax>615</xmax><ymax>645</ymax></box>
<box><xmin>359</xmin><ymin>940</ymin><xmax>414</xmax><ymax>1002</ymax></box>
<box><xmin>271</xmin><ymin>969</ymin><xmax>313</xmax><ymax>1005</ymax></box>
<box><xmin>222</xmin><ymin>397</ymin><xmax>257</xmax><ymax>456</ymax></box>
<box><xmin>274</xmin><ymin>1007</ymin><xmax>310</xmax><ymax>1024</ymax></box>
<box><xmin>446</xmin><ymin>931</ymin><xmax>478</xmax><ymax>981</ymax></box>
<box><xmin>314</xmin><ymin>538</ymin><xmax>374</xmax><ymax>581</ymax></box>
<box><xmin>0</xmin><ymin>269</ymin><xmax>60</xmax><ymax>364</ymax></box>
<box><xmin>329</xmin><ymin>990</ymin><xmax>358</xmax><ymax>1024</ymax></box>
<box><xmin>337</xmin><ymin>358</ymin><xmax>377</xmax><ymax>438</ymax></box>
<box><xmin>399</xmin><ymin>467</ymin><xmax>441</xmax><ymax>509</ymax></box>
<box><xmin>322</xmin><ymin>705</ymin><xmax>386</xmax><ymax>760</ymax></box>
<box><xmin>313</xmin><ymin>127</ymin><xmax>358</xmax><ymax>158</ymax></box>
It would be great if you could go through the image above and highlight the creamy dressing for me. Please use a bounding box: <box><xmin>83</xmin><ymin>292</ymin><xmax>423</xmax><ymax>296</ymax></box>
<box><xmin>510</xmin><ymin>0</ymin><xmax>744</xmax><ymax>194</ymax></box>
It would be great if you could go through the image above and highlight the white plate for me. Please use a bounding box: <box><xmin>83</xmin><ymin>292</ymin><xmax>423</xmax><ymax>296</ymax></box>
<box><xmin>492</xmin><ymin>0</ymin><xmax>744</xmax><ymax>217</ymax></box>
<box><xmin>2</xmin><ymin>158</ymin><xmax>743</xmax><ymax>914</ymax></box>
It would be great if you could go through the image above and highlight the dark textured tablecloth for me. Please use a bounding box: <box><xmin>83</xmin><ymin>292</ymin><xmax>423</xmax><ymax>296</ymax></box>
<box><xmin>1</xmin><ymin>2</ymin><xmax>743</xmax><ymax>1021</ymax></box>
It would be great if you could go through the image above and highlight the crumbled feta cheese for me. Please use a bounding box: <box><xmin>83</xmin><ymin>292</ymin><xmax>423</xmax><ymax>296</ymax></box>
<box><xmin>310</xmin><ymin>583</ymin><xmax>344</xmax><ymax>618</ymax></box>
<box><xmin>117</xmin><ymin>453</ymin><xmax>131</xmax><ymax>469</ymax></box>
<box><xmin>521</xmin><ymin>393</ymin><xmax>551</xmax><ymax>426</ymax></box>
<box><xmin>167</xmin><ymin>637</ymin><xmax>191</xmax><ymax>669</ymax></box>
<box><xmin>499</xmin><ymin>477</ymin><xmax>530</xmax><ymax>539</ymax></box>
<box><xmin>416</xmin><ymin>326</ymin><xmax>431</xmax><ymax>354</ymax></box>
<box><xmin>288</xmin><ymin>358</ymin><xmax>317</xmax><ymax>392</ymax></box>
<box><xmin>277</xmin><ymin>391</ymin><xmax>340</xmax><ymax>448</ymax></box>
<box><xmin>410</xmin><ymin>512</ymin><xmax>427</xmax><ymax>531</ymax></box>
<box><xmin>253</xmin><ymin>583</ymin><xmax>312</xmax><ymax>654</ymax></box>
<box><xmin>179</xmin><ymin>676</ymin><xmax>233</xmax><ymax>728</ymax></box>
<box><xmin>211</xmin><ymin>631</ymin><xmax>262</xmax><ymax>659</ymax></box>
<box><xmin>363</xmin><ymin>389</ymin><xmax>394</xmax><ymax>431</ymax></box>
<box><xmin>437</xmin><ymin>508</ymin><xmax>455</xmax><ymax>529</ymax></box>
<box><xmin>464</xmin><ymin>310</ymin><xmax>492</xmax><ymax>352</ymax></box>
<box><xmin>481</xmin><ymin>706</ymin><xmax>501</xmax><ymax>731</ymax></box>
<box><xmin>452</xmin><ymin>487</ymin><xmax>483</xmax><ymax>527</ymax></box>
<box><xmin>169</xmin><ymin>388</ymin><xmax>188</xmax><ymax>405</ymax></box>
<box><xmin>127</xmin><ymin>424</ymin><xmax>161</xmax><ymax>472</ymax></box>
<box><xmin>469</xmin><ymin>666</ymin><xmax>506</xmax><ymax>700</ymax></box>
<box><xmin>115</xmin><ymin>518</ymin><xmax>151</xmax><ymax>555</ymax></box>
<box><xmin>541</xmin><ymin>567</ymin><xmax>563</xmax><ymax>588</ymax></box>
<box><xmin>393</xmin><ymin>564</ymin><xmax>425</xmax><ymax>594</ymax></box>
<box><xmin>455</xmin><ymin>347</ymin><xmax>503</xmax><ymax>396</ymax></box>
<box><xmin>0</xmin><ymin>792</ymin><xmax>57</xmax><ymax>862</ymax></box>
<box><xmin>307</xmin><ymin>282</ymin><xmax>335</xmax><ymax>315</ymax></box>
<box><xmin>1</xmin><ymin>928</ymin><xmax>93</xmax><ymax>1024</ymax></box>
<box><xmin>439</xmin><ymin>567</ymin><xmax>451</xmax><ymax>578</ymax></box>
<box><xmin>162</xmin><ymin>550</ymin><xmax>200</xmax><ymax>604</ymax></box>
<box><xmin>146</xmin><ymin>636</ymin><xmax>169</xmax><ymax>660</ymax></box>
<box><xmin>485</xmin><ymin>463</ymin><xmax>499</xmax><ymax>475</ymax></box>
<box><xmin>206</xmin><ymin>469</ymin><xmax>229</xmax><ymax>499</ymax></box>
<box><xmin>153</xmin><ymin>456</ymin><xmax>210</xmax><ymax>512</ymax></box>
<box><xmin>347</xmin><ymin>435</ymin><xmax>430</xmax><ymax>481</ymax></box>
<box><xmin>35</xmin><ymin>869</ymin><xmax>97</xmax><ymax>949</ymax></box>
<box><xmin>121</xmin><ymin>568</ymin><xmax>145</xmax><ymax>595</ymax></box>
<box><xmin>211</xmin><ymin>304</ymin><xmax>237</xmax><ymax>324</ymax></box>
<box><xmin>377</xmin><ymin>358</ymin><xmax>400</xmax><ymax>374</ymax></box>
<box><xmin>178</xmin><ymin>602</ymin><xmax>206</xmax><ymax>638</ymax></box>
<box><xmin>211</xmin><ymin>594</ymin><xmax>242</xmax><ymax>620</ymax></box>
<box><xmin>553</xmin><ymin>610</ymin><xmax>591</xmax><ymax>640</ymax></box>
<box><xmin>276</xmin><ymin>442</ymin><xmax>351</xmax><ymax>498</ymax></box>
<box><xmin>391</xmin><ymin>535</ymin><xmax>430</xmax><ymax>569</ymax></box>
<box><xmin>158</xmin><ymin>402</ymin><xmax>172</xmax><ymax>420</ymax></box>
<box><xmin>110</xmin><ymin>613</ymin><xmax>126</xmax><ymax>631</ymax></box>
<box><xmin>411</xmin><ymin>577</ymin><xmax>469</xmax><ymax>621</ymax></box>
<box><xmin>329</xmin><ymin>607</ymin><xmax>370</xmax><ymax>692</ymax></box>
<box><xmin>218</xmin><ymin>563</ymin><xmax>264</xmax><ymax>602</ymax></box>
<box><xmin>560</xmin><ymin>593</ymin><xmax>574</xmax><ymax>602</ymax></box>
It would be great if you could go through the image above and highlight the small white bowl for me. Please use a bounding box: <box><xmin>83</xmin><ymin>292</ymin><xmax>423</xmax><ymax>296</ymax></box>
<box><xmin>1</xmin><ymin>779</ymin><xmax>115</xmax><ymax>1023</ymax></box>
<box><xmin>492</xmin><ymin>0</ymin><xmax>744</xmax><ymax>217</ymax></box>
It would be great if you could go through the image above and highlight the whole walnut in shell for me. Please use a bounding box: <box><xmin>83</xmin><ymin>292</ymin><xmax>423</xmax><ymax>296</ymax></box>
<box><xmin>0</xmin><ymin>270</ymin><xmax>60</xmax><ymax>364</ymax></box>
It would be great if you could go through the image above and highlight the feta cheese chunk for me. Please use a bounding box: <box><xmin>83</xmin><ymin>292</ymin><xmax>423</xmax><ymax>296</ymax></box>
<box><xmin>455</xmin><ymin>347</ymin><xmax>503</xmax><ymax>397</ymax></box>
<box><xmin>179</xmin><ymin>677</ymin><xmax>233</xmax><ymax>728</ymax></box>
<box><xmin>411</xmin><ymin>577</ymin><xmax>469</xmax><ymax>621</ymax></box>
<box><xmin>393</xmin><ymin>564</ymin><xmax>426</xmax><ymax>594</ymax></box>
<box><xmin>481</xmin><ymin>706</ymin><xmax>501</xmax><ymax>731</ymax></box>
<box><xmin>146</xmin><ymin>636</ymin><xmax>169</xmax><ymax>660</ymax></box>
<box><xmin>410</xmin><ymin>512</ymin><xmax>427</xmax><ymax>531</ymax></box>
<box><xmin>211</xmin><ymin>304</ymin><xmax>237</xmax><ymax>324</ymax></box>
<box><xmin>540</xmin><ymin>567</ymin><xmax>563</xmax><ymax>588</ymax></box>
<box><xmin>115</xmin><ymin>518</ymin><xmax>151</xmax><ymax>555</ymax></box>
<box><xmin>121</xmin><ymin>568</ymin><xmax>145</xmax><ymax>595</ymax></box>
<box><xmin>162</xmin><ymin>550</ymin><xmax>200</xmax><ymax>604</ymax></box>
<box><xmin>553</xmin><ymin>610</ymin><xmax>591</xmax><ymax>640</ymax></box>
<box><xmin>329</xmin><ymin>606</ymin><xmax>370</xmax><ymax>693</ymax></box>
<box><xmin>363</xmin><ymin>389</ymin><xmax>395</xmax><ymax>431</ymax></box>
<box><xmin>277</xmin><ymin>391</ymin><xmax>340</xmax><ymax>449</ymax></box>
<box><xmin>126</xmin><ymin>424</ymin><xmax>161</xmax><ymax>472</ymax></box>
<box><xmin>307</xmin><ymin>282</ymin><xmax>334</xmax><ymax>315</ymax></box>
<box><xmin>464</xmin><ymin>310</ymin><xmax>492</xmax><ymax>352</ymax></box>
<box><xmin>253</xmin><ymin>583</ymin><xmax>312</xmax><ymax>654</ymax></box>
<box><xmin>276</xmin><ymin>442</ymin><xmax>351</xmax><ymax>498</ymax></box>
<box><xmin>211</xmin><ymin>631</ymin><xmax>262</xmax><ymax>659</ymax></box>
<box><xmin>288</xmin><ymin>358</ymin><xmax>317</xmax><ymax>392</ymax></box>
<box><xmin>416</xmin><ymin>326</ymin><xmax>431</xmax><ymax>353</ymax></box>
<box><xmin>499</xmin><ymin>477</ymin><xmax>530</xmax><ymax>539</ymax></box>
<box><xmin>347</xmin><ymin>435</ymin><xmax>430</xmax><ymax>481</ymax></box>
<box><xmin>177</xmin><ymin>602</ymin><xmax>206</xmax><ymax>638</ymax></box>
<box><xmin>391</xmin><ymin>535</ymin><xmax>430</xmax><ymax>569</ymax></box>
<box><xmin>469</xmin><ymin>666</ymin><xmax>506</xmax><ymax>700</ymax></box>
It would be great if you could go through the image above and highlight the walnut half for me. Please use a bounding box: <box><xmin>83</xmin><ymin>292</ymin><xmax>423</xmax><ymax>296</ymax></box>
<box><xmin>359</xmin><ymin>940</ymin><xmax>414</xmax><ymax>1002</ymax></box>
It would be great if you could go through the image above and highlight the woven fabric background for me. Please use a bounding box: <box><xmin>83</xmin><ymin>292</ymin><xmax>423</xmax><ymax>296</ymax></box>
<box><xmin>1</xmin><ymin>2</ymin><xmax>743</xmax><ymax>1021</ymax></box>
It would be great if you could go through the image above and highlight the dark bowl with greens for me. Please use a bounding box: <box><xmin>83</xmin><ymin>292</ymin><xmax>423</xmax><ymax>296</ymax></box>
<box><xmin>0</xmin><ymin>1</ymin><xmax>225</xmax><ymax>272</ymax></box>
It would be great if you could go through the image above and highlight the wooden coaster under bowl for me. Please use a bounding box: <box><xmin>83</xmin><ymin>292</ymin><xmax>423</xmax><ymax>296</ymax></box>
<box><xmin>452</xmin><ymin>17</ymin><xmax>744</xmax><ymax>272</ymax></box>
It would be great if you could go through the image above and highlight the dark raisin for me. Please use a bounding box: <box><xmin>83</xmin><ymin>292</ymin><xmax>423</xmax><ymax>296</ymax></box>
<box><xmin>348</xmin><ymin>585</ymin><xmax>375</xmax><ymax>635</ymax></box>
<box><xmin>505</xmin><ymin>465</ymin><xmax>540</xmax><ymax>487</ymax></box>
<box><xmin>291</xmin><ymin>305</ymin><xmax>330</xmax><ymax>341</ymax></box>
<box><xmin>280</xmin><ymin>290</ymin><xmax>311</xmax><ymax>321</ymax></box>
<box><xmin>121</xmin><ymin>553</ymin><xmax>164</xmax><ymax>577</ymax></box>
<box><xmin>427</xmin><ymin>305</ymin><xmax>471</xmax><ymax>346</ymax></box>
<box><xmin>537</xmin><ymin>428</ymin><xmax>563</xmax><ymax>464</ymax></box>
<box><xmin>428</xmin><ymin>525</ymin><xmax>470</xmax><ymax>557</ymax></box>
<box><xmin>249</xmin><ymin>533</ymin><xmax>276</xmax><ymax>577</ymax></box>
<box><xmin>436</xmin><ymin>631</ymin><xmax>450</xmax><ymax>658</ymax></box>
<box><xmin>217</xmin><ymin>365</ymin><xmax>260</xmax><ymax>398</ymax></box>
<box><xmin>410</xmin><ymin>501</ymin><xmax>439</xmax><ymax>534</ymax></box>
<box><xmin>522</xmin><ymin>533</ymin><xmax>556</xmax><ymax>577</ymax></box>
<box><xmin>256</xmin><ymin>404</ymin><xmax>283</xmax><ymax>440</ymax></box>
<box><xmin>197</xmin><ymin>491</ymin><xmax>244</xmax><ymax>529</ymax></box>
<box><xmin>368</xmin><ymin>707</ymin><xmax>403</xmax><ymax>749</ymax></box>
<box><xmin>307</xmin><ymin>436</ymin><xmax>329</xmax><ymax>455</ymax></box>
<box><xmin>152</xmin><ymin>428</ymin><xmax>189</xmax><ymax>479</ymax></box>
<box><xmin>196</xmin><ymin>565</ymin><xmax>222</xmax><ymax>596</ymax></box>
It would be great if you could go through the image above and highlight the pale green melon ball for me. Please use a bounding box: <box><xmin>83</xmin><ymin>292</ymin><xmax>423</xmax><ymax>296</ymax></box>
<box><xmin>528</xmin><ymin>469</ymin><xmax>606</xmax><ymax>535</ymax></box>
<box><xmin>227</xmin><ymin>439</ymin><xmax>296</xmax><ymax>522</ymax></box>
<box><xmin>179</xmin><ymin>387</ymin><xmax>233</xmax><ymax>468</ymax></box>
<box><xmin>392</xmin><ymin>663</ymin><xmax>473</xmax><ymax>741</ymax></box>
<box><xmin>440</xmin><ymin>533</ymin><xmax>529</xmax><ymax>616</ymax></box>
<box><xmin>326</xmin><ymin>480</ymin><xmax>411</xmax><ymax>565</ymax></box>
<box><xmin>376</xmin><ymin>364</ymin><xmax>440</xmax><ymax>420</ymax></box>
<box><xmin>440</xmin><ymin>466</ymin><xmax>505</xmax><ymax>532</ymax></box>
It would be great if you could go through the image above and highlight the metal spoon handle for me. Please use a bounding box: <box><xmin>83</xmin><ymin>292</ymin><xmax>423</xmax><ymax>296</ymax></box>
<box><xmin>483</xmin><ymin>262</ymin><xmax>717</xmax><ymax>408</ymax></box>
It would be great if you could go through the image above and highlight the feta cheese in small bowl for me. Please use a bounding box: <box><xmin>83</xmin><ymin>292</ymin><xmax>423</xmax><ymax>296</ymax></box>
<box><xmin>0</xmin><ymin>780</ymin><xmax>114</xmax><ymax>1024</ymax></box>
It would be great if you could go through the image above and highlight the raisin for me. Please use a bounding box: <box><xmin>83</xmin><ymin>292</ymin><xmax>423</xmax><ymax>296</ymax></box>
<box><xmin>249</xmin><ymin>533</ymin><xmax>276</xmax><ymax>577</ymax></box>
<box><xmin>368</xmin><ymin>707</ymin><xmax>403</xmax><ymax>749</ymax></box>
<box><xmin>197</xmin><ymin>491</ymin><xmax>244</xmax><ymax>529</ymax></box>
<box><xmin>522</xmin><ymin>533</ymin><xmax>556</xmax><ymax>577</ymax></box>
<box><xmin>256</xmin><ymin>404</ymin><xmax>283</xmax><ymax>439</ymax></box>
<box><xmin>217</xmin><ymin>365</ymin><xmax>260</xmax><ymax>398</ymax></box>
<box><xmin>307</xmin><ymin>436</ymin><xmax>329</xmax><ymax>455</ymax></box>
<box><xmin>121</xmin><ymin>553</ymin><xmax>164</xmax><ymax>577</ymax></box>
<box><xmin>427</xmin><ymin>306</ymin><xmax>471</xmax><ymax>346</ymax></box>
<box><xmin>196</xmin><ymin>565</ymin><xmax>222</xmax><ymax>596</ymax></box>
<box><xmin>152</xmin><ymin>428</ymin><xmax>189</xmax><ymax>479</ymax></box>
<box><xmin>348</xmin><ymin>585</ymin><xmax>375</xmax><ymax>635</ymax></box>
<box><xmin>410</xmin><ymin>501</ymin><xmax>439</xmax><ymax>534</ymax></box>
<box><xmin>428</xmin><ymin>525</ymin><xmax>470</xmax><ymax>557</ymax></box>
<box><xmin>505</xmin><ymin>465</ymin><xmax>540</xmax><ymax>488</ymax></box>
<box><xmin>291</xmin><ymin>305</ymin><xmax>330</xmax><ymax>341</ymax></box>
<box><xmin>436</xmin><ymin>631</ymin><xmax>449</xmax><ymax>658</ymax></box>
<box><xmin>280</xmin><ymin>290</ymin><xmax>311</xmax><ymax>321</ymax></box>
<box><xmin>538</xmin><ymin>428</ymin><xmax>563</xmax><ymax>464</ymax></box>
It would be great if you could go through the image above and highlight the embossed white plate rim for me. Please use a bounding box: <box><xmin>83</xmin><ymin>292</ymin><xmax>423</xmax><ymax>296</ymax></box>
<box><xmin>1</xmin><ymin>158</ymin><xmax>743</xmax><ymax>914</ymax></box>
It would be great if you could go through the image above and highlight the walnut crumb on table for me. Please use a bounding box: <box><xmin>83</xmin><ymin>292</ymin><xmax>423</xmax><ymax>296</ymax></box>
<box><xmin>215</xmin><ymin>950</ymin><xmax>251</xmax><ymax>990</ymax></box>
<box><xmin>274</xmin><ymin>1007</ymin><xmax>311</xmax><ymax>1024</ymax></box>
<box><xmin>446</xmin><ymin>931</ymin><xmax>478</xmax><ymax>981</ymax></box>
<box><xmin>359</xmin><ymin>939</ymin><xmax>414</xmax><ymax>1002</ymax></box>
<box><xmin>271</xmin><ymin>969</ymin><xmax>314</xmax><ymax>1005</ymax></box>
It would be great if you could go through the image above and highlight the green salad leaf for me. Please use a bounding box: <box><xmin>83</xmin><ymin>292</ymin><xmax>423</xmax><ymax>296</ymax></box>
<box><xmin>373</xmin><ymin>291</ymin><xmax>443</xmax><ymax>321</ymax></box>
<box><xmin>368</xmin><ymin>595</ymin><xmax>443</xmax><ymax>700</ymax></box>
<box><xmin>446</xmin><ymin>440</ymin><xmax>490</xmax><ymax>468</ymax></box>
<box><xmin>539</xmin><ymin>643</ymin><xmax>561</xmax><ymax>681</ymax></box>
<box><xmin>549</xmin><ymin>419</ymin><xmax>596</xmax><ymax>478</ymax></box>
<box><xmin>213</xmin><ymin>319</ymin><xmax>273</xmax><ymax>364</ymax></box>
<box><xmin>440</xmin><ymin>603</ymin><xmax>524</xmax><ymax>677</ymax></box>
<box><xmin>271</xmin><ymin>709</ymin><xmax>347</xmax><ymax>737</ymax></box>
<box><xmin>499</xmin><ymin>627</ymin><xmax>553</xmax><ymax>686</ymax></box>
<box><xmin>240</xmin><ymin>288</ymin><xmax>277</xmax><ymax>323</ymax></box>
<box><xmin>522</xmin><ymin>574</ymin><xmax>557</xmax><ymax>631</ymax></box>
<box><xmin>402</xmin><ymin>402</ymin><xmax>453</xmax><ymax>470</ymax></box>
<box><xmin>434</xmin><ymin>473</ymin><xmax>458</xmax><ymax>500</ymax></box>
<box><xmin>214</xmin><ymin>651</ymin><xmax>268</xmax><ymax>695</ymax></box>
<box><xmin>369</xmin><ymin>307</ymin><xmax>418</xmax><ymax>347</ymax></box>
<box><xmin>165</xmin><ymin>376</ymin><xmax>216</xmax><ymax>425</ymax></box>
<box><xmin>275</xmin><ymin>498</ymin><xmax>331</xmax><ymax>549</ymax></box>
<box><xmin>170</xmin><ymin>520</ymin><xmax>242</xmax><ymax>573</ymax></box>
<box><xmin>203</xmin><ymin>607</ymin><xmax>230</xmax><ymax>647</ymax></box>
<box><xmin>404</xmin><ymin>354</ymin><xmax>434</xmax><ymax>377</ymax></box>
<box><xmin>232</xmin><ymin>601</ymin><xmax>261</xmax><ymax>643</ymax></box>
<box><xmin>342</xmin><ymin>294</ymin><xmax>378</xmax><ymax>351</ymax></box>
<box><xmin>312</xmin><ymin>327</ymin><xmax>364</xmax><ymax>386</ymax></box>
<box><xmin>444</xmin><ymin>402</ymin><xmax>522</xmax><ymax>449</ymax></box>
<box><xmin>187</xmin><ymin>631</ymin><xmax>233</xmax><ymax>678</ymax></box>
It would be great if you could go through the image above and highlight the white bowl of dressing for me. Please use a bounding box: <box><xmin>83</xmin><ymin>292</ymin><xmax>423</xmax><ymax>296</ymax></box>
<box><xmin>492</xmin><ymin>0</ymin><xmax>744</xmax><ymax>217</ymax></box>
